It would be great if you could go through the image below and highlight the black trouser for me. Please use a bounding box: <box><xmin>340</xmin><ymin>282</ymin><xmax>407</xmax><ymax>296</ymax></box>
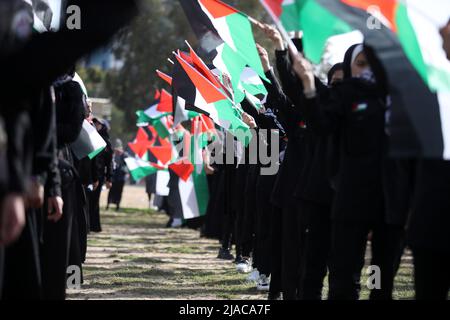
<box><xmin>234</xmin><ymin>166</ymin><xmax>250</xmax><ymax>258</ymax></box>
<box><xmin>2</xmin><ymin>210</ymin><xmax>42</xmax><ymax>300</ymax></box>
<box><xmin>255</xmin><ymin>174</ymin><xmax>276</xmax><ymax>276</ymax></box>
<box><xmin>299</xmin><ymin>201</ymin><xmax>331</xmax><ymax>300</ymax></box>
<box><xmin>328</xmin><ymin>221</ymin><xmax>405</xmax><ymax>300</ymax></box>
<box><xmin>269</xmin><ymin>206</ymin><xmax>282</xmax><ymax>295</ymax></box>
<box><xmin>281</xmin><ymin>200</ymin><xmax>307</xmax><ymax>300</ymax></box>
<box><xmin>0</xmin><ymin>246</ymin><xmax>3</xmax><ymax>299</ymax></box>
<box><xmin>41</xmin><ymin>183</ymin><xmax>75</xmax><ymax>300</ymax></box>
<box><xmin>243</xmin><ymin>166</ymin><xmax>258</xmax><ymax>266</ymax></box>
<box><xmin>412</xmin><ymin>248</ymin><xmax>450</xmax><ymax>300</ymax></box>
<box><xmin>90</xmin><ymin>178</ymin><xmax>103</xmax><ymax>232</ymax></box>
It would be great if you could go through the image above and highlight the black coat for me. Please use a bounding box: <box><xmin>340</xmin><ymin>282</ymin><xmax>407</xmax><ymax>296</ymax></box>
<box><xmin>303</xmin><ymin>79</ymin><xmax>387</xmax><ymax>222</ymax></box>
<box><xmin>408</xmin><ymin>159</ymin><xmax>450</xmax><ymax>252</ymax></box>
<box><xmin>263</xmin><ymin>66</ymin><xmax>310</xmax><ymax>208</ymax></box>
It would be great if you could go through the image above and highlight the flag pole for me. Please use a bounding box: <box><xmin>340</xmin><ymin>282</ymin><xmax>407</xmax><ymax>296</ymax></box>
<box><xmin>256</xmin><ymin>0</ymin><xmax>299</xmax><ymax>57</ymax></box>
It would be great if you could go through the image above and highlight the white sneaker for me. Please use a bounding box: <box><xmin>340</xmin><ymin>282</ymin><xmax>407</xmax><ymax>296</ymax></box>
<box><xmin>171</xmin><ymin>218</ymin><xmax>183</xmax><ymax>228</ymax></box>
<box><xmin>256</xmin><ymin>274</ymin><xmax>270</xmax><ymax>291</ymax></box>
<box><xmin>247</xmin><ymin>269</ymin><xmax>260</xmax><ymax>282</ymax></box>
<box><xmin>236</xmin><ymin>259</ymin><xmax>252</xmax><ymax>273</ymax></box>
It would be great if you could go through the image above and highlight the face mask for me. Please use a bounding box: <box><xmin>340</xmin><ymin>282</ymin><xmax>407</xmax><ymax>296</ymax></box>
<box><xmin>358</xmin><ymin>68</ymin><xmax>376</xmax><ymax>83</ymax></box>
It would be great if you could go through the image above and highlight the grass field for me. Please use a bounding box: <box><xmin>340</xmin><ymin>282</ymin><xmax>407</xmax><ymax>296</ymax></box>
<box><xmin>67</xmin><ymin>185</ymin><xmax>415</xmax><ymax>300</ymax></box>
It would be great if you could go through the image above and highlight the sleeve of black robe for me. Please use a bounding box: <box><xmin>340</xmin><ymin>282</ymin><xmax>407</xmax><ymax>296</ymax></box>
<box><xmin>302</xmin><ymin>88</ymin><xmax>345</xmax><ymax>137</ymax></box>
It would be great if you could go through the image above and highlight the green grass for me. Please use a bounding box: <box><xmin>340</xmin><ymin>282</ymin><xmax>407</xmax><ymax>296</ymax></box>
<box><xmin>68</xmin><ymin>208</ymin><xmax>415</xmax><ymax>300</ymax></box>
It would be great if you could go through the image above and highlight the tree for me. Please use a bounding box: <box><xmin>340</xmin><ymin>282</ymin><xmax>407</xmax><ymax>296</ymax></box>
<box><xmin>106</xmin><ymin>0</ymin><xmax>272</xmax><ymax>143</ymax></box>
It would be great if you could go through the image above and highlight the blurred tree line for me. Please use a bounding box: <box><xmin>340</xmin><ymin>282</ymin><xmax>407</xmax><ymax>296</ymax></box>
<box><xmin>79</xmin><ymin>0</ymin><xmax>273</xmax><ymax>145</ymax></box>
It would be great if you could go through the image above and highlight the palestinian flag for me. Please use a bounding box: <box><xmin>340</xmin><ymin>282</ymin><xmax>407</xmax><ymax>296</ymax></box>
<box><xmin>317</xmin><ymin>0</ymin><xmax>450</xmax><ymax>158</ymax></box>
<box><xmin>173</xmin><ymin>95</ymin><xmax>200</xmax><ymax>126</ymax></box>
<box><xmin>71</xmin><ymin>120</ymin><xmax>106</xmax><ymax>160</ymax></box>
<box><xmin>179</xmin><ymin>0</ymin><xmax>268</xmax><ymax>93</ymax></box>
<box><xmin>260</xmin><ymin>0</ymin><xmax>354</xmax><ymax>63</ymax></box>
<box><xmin>128</xmin><ymin>127</ymin><xmax>156</xmax><ymax>159</ymax></box>
<box><xmin>168</xmin><ymin>131</ymin><xmax>210</xmax><ymax>220</ymax></box>
<box><xmin>125</xmin><ymin>157</ymin><xmax>163</xmax><ymax>181</ymax></box>
<box><xmin>156</xmin><ymin>70</ymin><xmax>173</xmax><ymax>86</ymax></box>
<box><xmin>136</xmin><ymin>90</ymin><xmax>171</xmax><ymax>127</ymax></box>
<box><xmin>149</xmin><ymin>135</ymin><xmax>175</xmax><ymax>165</ymax></box>
<box><xmin>236</xmin><ymin>67</ymin><xmax>268</xmax><ymax>109</ymax></box>
<box><xmin>172</xmin><ymin>51</ymin><xmax>250</xmax><ymax>144</ymax></box>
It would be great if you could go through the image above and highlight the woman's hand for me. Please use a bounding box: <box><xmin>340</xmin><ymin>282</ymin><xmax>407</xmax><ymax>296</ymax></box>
<box><xmin>242</xmin><ymin>112</ymin><xmax>257</xmax><ymax>129</ymax></box>
<box><xmin>256</xmin><ymin>43</ymin><xmax>271</xmax><ymax>73</ymax></box>
<box><xmin>0</xmin><ymin>194</ymin><xmax>26</xmax><ymax>246</ymax></box>
<box><xmin>292</xmin><ymin>53</ymin><xmax>316</xmax><ymax>94</ymax></box>
<box><xmin>260</xmin><ymin>24</ymin><xmax>285</xmax><ymax>51</ymax></box>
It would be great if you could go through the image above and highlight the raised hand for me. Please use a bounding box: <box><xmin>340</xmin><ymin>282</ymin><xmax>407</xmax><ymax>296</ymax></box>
<box><xmin>256</xmin><ymin>43</ymin><xmax>271</xmax><ymax>73</ymax></box>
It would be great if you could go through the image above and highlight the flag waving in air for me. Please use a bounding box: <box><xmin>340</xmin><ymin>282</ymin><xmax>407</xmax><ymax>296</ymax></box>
<box><xmin>260</xmin><ymin>0</ymin><xmax>354</xmax><ymax>63</ymax></box>
<box><xmin>179</xmin><ymin>0</ymin><xmax>269</xmax><ymax>99</ymax></box>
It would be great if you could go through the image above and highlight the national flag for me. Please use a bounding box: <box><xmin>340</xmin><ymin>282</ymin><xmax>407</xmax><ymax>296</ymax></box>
<box><xmin>317</xmin><ymin>0</ymin><xmax>450</xmax><ymax>159</ymax></box>
<box><xmin>71</xmin><ymin>120</ymin><xmax>107</xmax><ymax>160</ymax></box>
<box><xmin>179</xmin><ymin>0</ymin><xmax>269</xmax><ymax>98</ymax></box>
<box><xmin>172</xmin><ymin>51</ymin><xmax>250</xmax><ymax>144</ymax></box>
<box><xmin>156</xmin><ymin>70</ymin><xmax>173</xmax><ymax>86</ymax></box>
<box><xmin>169</xmin><ymin>158</ymin><xmax>195</xmax><ymax>182</ymax></box>
<box><xmin>260</xmin><ymin>0</ymin><xmax>354</xmax><ymax>63</ymax></box>
<box><xmin>168</xmin><ymin>131</ymin><xmax>210</xmax><ymax>220</ymax></box>
<box><xmin>173</xmin><ymin>94</ymin><xmax>200</xmax><ymax>127</ymax></box>
<box><xmin>128</xmin><ymin>128</ymin><xmax>155</xmax><ymax>159</ymax></box>
<box><xmin>125</xmin><ymin>157</ymin><xmax>163</xmax><ymax>181</ymax></box>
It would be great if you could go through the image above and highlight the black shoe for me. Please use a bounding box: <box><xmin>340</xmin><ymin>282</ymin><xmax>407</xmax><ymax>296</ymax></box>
<box><xmin>268</xmin><ymin>292</ymin><xmax>282</xmax><ymax>300</ymax></box>
<box><xmin>165</xmin><ymin>218</ymin><xmax>173</xmax><ymax>228</ymax></box>
<box><xmin>217</xmin><ymin>248</ymin><xmax>234</xmax><ymax>260</ymax></box>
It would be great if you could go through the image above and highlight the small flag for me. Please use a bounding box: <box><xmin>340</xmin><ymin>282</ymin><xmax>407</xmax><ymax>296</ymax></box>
<box><xmin>71</xmin><ymin>120</ymin><xmax>107</xmax><ymax>160</ymax></box>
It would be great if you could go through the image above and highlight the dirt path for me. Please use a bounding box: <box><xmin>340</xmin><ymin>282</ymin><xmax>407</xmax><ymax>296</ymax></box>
<box><xmin>67</xmin><ymin>185</ymin><xmax>415</xmax><ymax>300</ymax></box>
<box><xmin>67</xmin><ymin>186</ymin><xmax>266</xmax><ymax>300</ymax></box>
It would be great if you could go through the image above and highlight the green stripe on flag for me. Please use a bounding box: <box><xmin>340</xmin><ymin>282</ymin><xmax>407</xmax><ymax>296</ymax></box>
<box><xmin>299</xmin><ymin>0</ymin><xmax>353</xmax><ymax>64</ymax></box>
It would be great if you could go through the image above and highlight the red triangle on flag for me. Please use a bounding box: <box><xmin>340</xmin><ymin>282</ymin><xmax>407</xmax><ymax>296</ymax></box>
<box><xmin>174</xmin><ymin>53</ymin><xmax>228</xmax><ymax>105</ymax></box>
<box><xmin>129</xmin><ymin>128</ymin><xmax>153</xmax><ymax>158</ymax></box>
<box><xmin>169</xmin><ymin>158</ymin><xmax>194</xmax><ymax>182</ymax></box>
<box><xmin>156</xmin><ymin>70</ymin><xmax>173</xmax><ymax>86</ymax></box>
<box><xmin>178</xmin><ymin>50</ymin><xmax>194</xmax><ymax>65</ymax></box>
<box><xmin>186</xmin><ymin>42</ymin><xmax>222</xmax><ymax>89</ymax></box>
<box><xmin>199</xmin><ymin>0</ymin><xmax>238</xmax><ymax>19</ymax></box>
<box><xmin>157</xmin><ymin>89</ymin><xmax>173</xmax><ymax>113</ymax></box>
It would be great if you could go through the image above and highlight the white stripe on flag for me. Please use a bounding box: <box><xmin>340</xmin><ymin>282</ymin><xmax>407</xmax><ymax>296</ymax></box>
<box><xmin>156</xmin><ymin>170</ymin><xmax>170</xmax><ymax>196</ymax></box>
<box><xmin>179</xmin><ymin>175</ymin><xmax>200</xmax><ymax>219</ymax></box>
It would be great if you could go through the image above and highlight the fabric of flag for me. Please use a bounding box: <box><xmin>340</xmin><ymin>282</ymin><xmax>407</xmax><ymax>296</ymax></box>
<box><xmin>169</xmin><ymin>158</ymin><xmax>195</xmax><ymax>182</ymax></box>
<box><xmin>173</xmin><ymin>94</ymin><xmax>200</xmax><ymax>126</ymax></box>
<box><xmin>261</xmin><ymin>0</ymin><xmax>354</xmax><ymax>63</ymax></box>
<box><xmin>125</xmin><ymin>157</ymin><xmax>162</xmax><ymax>181</ymax></box>
<box><xmin>143</xmin><ymin>89</ymin><xmax>173</xmax><ymax>121</ymax></box>
<box><xmin>179</xmin><ymin>0</ymin><xmax>269</xmax><ymax>101</ymax></box>
<box><xmin>128</xmin><ymin>128</ymin><xmax>155</xmax><ymax>159</ymax></box>
<box><xmin>157</xmin><ymin>70</ymin><xmax>173</xmax><ymax>86</ymax></box>
<box><xmin>149</xmin><ymin>136</ymin><xmax>175</xmax><ymax>165</ymax></box>
<box><xmin>71</xmin><ymin>120</ymin><xmax>107</xmax><ymax>160</ymax></box>
<box><xmin>236</xmin><ymin>67</ymin><xmax>268</xmax><ymax>109</ymax></box>
<box><xmin>317</xmin><ymin>0</ymin><xmax>450</xmax><ymax>159</ymax></box>
<box><xmin>168</xmin><ymin>131</ymin><xmax>209</xmax><ymax>220</ymax></box>
<box><xmin>171</xmin><ymin>51</ymin><xmax>250</xmax><ymax>144</ymax></box>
